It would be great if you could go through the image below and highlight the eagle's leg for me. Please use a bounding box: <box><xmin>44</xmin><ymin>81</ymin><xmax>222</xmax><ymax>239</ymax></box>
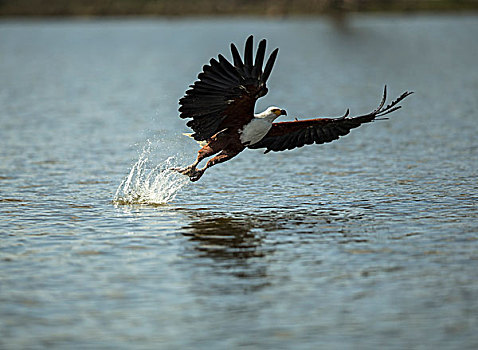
<box><xmin>190</xmin><ymin>147</ymin><xmax>243</xmax><ymax>182</ymax></box>
<box><xmin>172</xmin><ymin>136</ymin><xmax>226</xmax><ymax>177</ymax></box>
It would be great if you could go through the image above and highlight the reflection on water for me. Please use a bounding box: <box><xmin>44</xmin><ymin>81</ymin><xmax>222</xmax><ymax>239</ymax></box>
<box><xmin>183</xmin><ymin>214</ymin><xmax>268</xmax><ymax>260</ymax></box>
<box><xmin>178</xmin><ymin>206</ymin><xmax>371</xmax><ymax>296</ymax></box>
<box><xmin>180</xmin><ymin>212</ymin><xmax>273</xmax><ymax>293</ymax></box>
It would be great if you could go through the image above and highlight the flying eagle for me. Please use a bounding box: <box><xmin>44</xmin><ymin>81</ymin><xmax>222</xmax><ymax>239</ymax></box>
<box><xmin>174</xmin><ymin>35</ymin><xmax>412</xmax><ymax>181</ymax></box>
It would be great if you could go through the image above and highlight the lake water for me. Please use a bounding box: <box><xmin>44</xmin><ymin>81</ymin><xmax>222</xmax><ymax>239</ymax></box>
<box><xmin>1</xmin><ymin>15</ymin><xmax>477</xmax><ymax>349</ymax></box>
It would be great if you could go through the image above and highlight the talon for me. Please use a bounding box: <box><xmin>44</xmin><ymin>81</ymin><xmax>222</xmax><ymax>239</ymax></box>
<box><xmin>189</xmin><ymin>168</ymin><xmax>205</xmax><ymax>182</ymax></box>
<box><xmin>172</xmin><ymin>165</ymin><xmax>205</xmax><ymax>181</ymax></box>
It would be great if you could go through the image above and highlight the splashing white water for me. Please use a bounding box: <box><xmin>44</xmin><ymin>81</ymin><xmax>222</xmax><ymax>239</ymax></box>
<box><xmin>113</xmin><ymin>144</ymin><xmax>189</xmax><ymax>205</ymax></box>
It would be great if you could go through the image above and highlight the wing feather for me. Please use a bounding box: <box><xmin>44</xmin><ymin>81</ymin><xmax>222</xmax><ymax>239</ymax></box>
<box><xmin>230</xmin><ymin>43</ymin><xmax>244</xmax><ymax>70</ymax></box>
<box><xmin>252</xmin><ymin>39</ymin><xmax>267</xmax><ymax>77</ymax></box>
<box><xmin>263</xmin><ymin>48</ymin><xmax>279</xmax><ymax>83</ymax></box>
<box><xmin>244</xmin><ymin>35</ymin><xmax>253</xmax><ymax>75</ymax></box>
<box><xmin>205</xmin><ymin>59</ymin><xmax>238</xmax><ymax>84</ymax></box>
<box><xmin>217</xmin><ymin>55</ymin><xmax>241</xmax><ymax>82</ymax></box>
<box><xmin>303</xmin><ymin>127</ymin><xmax>313</xmax><ymax>144</ymax></box>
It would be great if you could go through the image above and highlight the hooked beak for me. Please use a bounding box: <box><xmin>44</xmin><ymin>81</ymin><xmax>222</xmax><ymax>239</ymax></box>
<box><xmin>274</xmin><ymin>109</ymin><xmax>287</xmax><ymax>117</ymax></box>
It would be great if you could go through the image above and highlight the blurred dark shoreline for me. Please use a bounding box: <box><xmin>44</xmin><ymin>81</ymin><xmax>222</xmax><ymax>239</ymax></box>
<box><xmin>1</xmin><ymin>0</ymin><xmax>478</xmax><ymax>17</ymax></box>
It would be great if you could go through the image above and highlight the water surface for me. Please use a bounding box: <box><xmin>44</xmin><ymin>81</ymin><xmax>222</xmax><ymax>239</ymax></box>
<box><xmin>1</xmin><ymin>16</ymin><xmax>477</xmax><ymax>349</ymax></box>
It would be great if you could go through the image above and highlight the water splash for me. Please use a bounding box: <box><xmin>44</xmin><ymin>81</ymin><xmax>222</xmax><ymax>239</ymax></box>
<box><xmin>113</xmin><ymin>143</ymin><xmax>189</xmax><ymax>205</ymax></box>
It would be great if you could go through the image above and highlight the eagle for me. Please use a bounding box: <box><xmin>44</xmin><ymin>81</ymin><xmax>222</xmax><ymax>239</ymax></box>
<box><xmin>173</xmin><ymin>35</ymin><xmax>412</xmax><ymax>181</ymax></box>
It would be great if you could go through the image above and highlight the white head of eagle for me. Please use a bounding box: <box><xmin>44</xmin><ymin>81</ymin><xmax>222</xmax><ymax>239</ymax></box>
<box><xmin>255</xmin><ymin>106</ymin><xmax>288</xmax><ymax>121</ymax></box>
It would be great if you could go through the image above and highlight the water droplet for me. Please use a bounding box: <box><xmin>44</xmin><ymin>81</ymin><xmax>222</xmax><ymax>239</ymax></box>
<box><xmin>113</xmin><ymin>142</ymin><xmax>189</xmax><ymax>205</ymax></box>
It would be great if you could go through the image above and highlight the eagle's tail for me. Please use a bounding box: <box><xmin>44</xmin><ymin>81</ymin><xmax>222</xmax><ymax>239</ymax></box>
<box><xmin>183</xmin><ymin>133</ymin><xmax>208</xmax><ymax>147</ymax></box>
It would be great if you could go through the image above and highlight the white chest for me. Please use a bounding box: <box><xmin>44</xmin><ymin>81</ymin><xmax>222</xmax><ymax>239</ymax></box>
<box><xmin>239</xmin><ymin>118</ymin><xmax>273</xmax><ymax>146</ymax></box>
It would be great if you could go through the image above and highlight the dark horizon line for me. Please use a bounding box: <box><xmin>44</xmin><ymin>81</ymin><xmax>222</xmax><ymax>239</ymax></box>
<box><xmin>1</xmin><ymin>0</ymin><xmax>478</xmax><ymax>18</ymax></box>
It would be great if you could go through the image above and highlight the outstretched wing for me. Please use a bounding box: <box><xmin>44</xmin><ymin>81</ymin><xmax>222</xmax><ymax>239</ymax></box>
<box><xmin>179</xmin><ymin>35</ymin><xmax>279</xmax><ymax>141</ymax></box>
<box><xmin>249</xmin><ymin>87</ymin><xmax>413</xmax><ymax>153</ymax></box>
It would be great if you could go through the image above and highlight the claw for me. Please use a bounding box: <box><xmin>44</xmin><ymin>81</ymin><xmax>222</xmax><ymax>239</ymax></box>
<box><xmin>172</xmin><ymin>165</ymin><xmax>205</xmax><ymax>182</ymax></box>
<box><xmin>189</xmin><ymin>169</ymin><xmax>205</xmax><ymax>182</ymax></box>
